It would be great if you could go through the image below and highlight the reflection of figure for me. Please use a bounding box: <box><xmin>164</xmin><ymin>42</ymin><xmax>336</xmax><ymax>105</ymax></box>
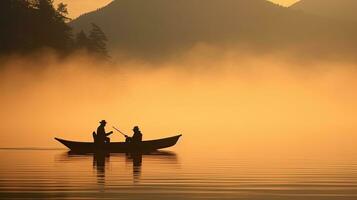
<box><xmin>126</xmin><ymin>153</ymin><xmax>142</xmax><ymax>183</ymax></box>
<box><xmin>93</xmin><ymin>152</ymin><xmax>110</xmax><ymax>186</ymax></box>
<box><xmin>132</xmin><ymin>126</ymin><xmax>143</xmax><ymax>143</ymax></box>
<box><xmin>59</xmin><ymin>151</ymin><xmax>178</xmax><ymax>186</ymax></box>
<box><xmin>94</xmin><ymin>120</ymin><xmax>113</xmax><ymax>144</ymax></box>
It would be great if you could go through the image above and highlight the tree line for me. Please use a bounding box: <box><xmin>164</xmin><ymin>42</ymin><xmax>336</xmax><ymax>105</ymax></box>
<box><xmin>0</xmin><ymin>0</ymin><xmax>109</xmax><ymax>59</ymax></box>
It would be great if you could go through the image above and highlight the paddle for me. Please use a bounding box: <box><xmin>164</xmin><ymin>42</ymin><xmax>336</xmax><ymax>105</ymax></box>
<box><xmin>112</xmin><ymin>126</ymin><xmax>129</xmax><ymax>138</ymax></box>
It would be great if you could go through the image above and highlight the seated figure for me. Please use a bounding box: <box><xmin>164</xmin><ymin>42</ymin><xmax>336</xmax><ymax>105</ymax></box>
<box><xmin>94</xmin><ymin>120</ymin><xmax>113</xmax><ymax>144</ymax></box>
<box><xmin>132</xmin><ymin>126</ymin><xmax>143</xmax><ymax>143</ymax></box>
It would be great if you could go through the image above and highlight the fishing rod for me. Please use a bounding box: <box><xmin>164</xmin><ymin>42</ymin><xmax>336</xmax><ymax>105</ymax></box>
<box><xmin>112</xmin><ymin>126</ymin><xmax>129</xmax><ymax>138</ymax></box>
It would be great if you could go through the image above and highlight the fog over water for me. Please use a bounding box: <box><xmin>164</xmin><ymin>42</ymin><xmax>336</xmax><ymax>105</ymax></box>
<box><xmin>1</xmin><ymin>46</ymin><xmax>357</xmax><ymax>158</ymax></box>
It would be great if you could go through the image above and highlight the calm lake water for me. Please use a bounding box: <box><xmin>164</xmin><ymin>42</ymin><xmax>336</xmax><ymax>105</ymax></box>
<box><xmin>1</xmin><ymin>149</ymin><xmax>357</xmax><ymax>200</ymax></box>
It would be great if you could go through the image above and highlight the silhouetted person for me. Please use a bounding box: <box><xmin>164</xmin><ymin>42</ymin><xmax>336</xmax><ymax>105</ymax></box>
<box><xmin>96</xmin><ymin>120</ymin><xmax>113</xmax><ymax>144</ymax></box>
<box><xmin>132</xmin><ymin>126</ymin><xmax>143</xmax><ymax>143</ymax></box>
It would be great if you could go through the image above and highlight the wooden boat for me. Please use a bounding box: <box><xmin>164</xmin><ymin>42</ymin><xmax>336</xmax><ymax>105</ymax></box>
<box><xmin>55</xmin><ymin>134</ymin><xmax>182</xmax><ymax>153</ymax></box>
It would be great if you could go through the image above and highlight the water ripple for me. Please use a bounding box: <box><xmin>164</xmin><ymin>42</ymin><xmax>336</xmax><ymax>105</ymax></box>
<box><xmin>1</xmin><ymin>150</ymin><xmax>357</xmax><ymax>199</ymax></box>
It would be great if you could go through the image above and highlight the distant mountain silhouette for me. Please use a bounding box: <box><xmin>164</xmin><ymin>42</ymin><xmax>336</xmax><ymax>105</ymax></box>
<box><xmin>71</xmin><ymin>0</ymin><xmax>357</xmax><ymax>59</ymax></box>
<box><xmin>291</xmin><ymin>0</ymin><xmax>357</xmax><ymax>22</ymax></box>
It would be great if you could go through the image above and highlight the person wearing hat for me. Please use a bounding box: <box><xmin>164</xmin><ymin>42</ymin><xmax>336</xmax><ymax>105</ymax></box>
<box><xmin>131</xmin><ymin>126</ymin><xmax>143</xmax><ymax>143</ymax></box>
<box><xmin>96</xmin><ymin>120</ymin><xmax>113</xmax><ymax>144</ymax></box>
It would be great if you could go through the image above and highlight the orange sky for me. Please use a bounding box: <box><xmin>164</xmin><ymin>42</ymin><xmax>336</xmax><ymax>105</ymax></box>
<box><xmin>54</xmin><ymin>0</ymin><xmax>113</xmax><ymax>19</ymax></box>
<box><xmin>55</xmin><ymin>0</ymin><xmax>300</xmax><ymax>19</ymax></box>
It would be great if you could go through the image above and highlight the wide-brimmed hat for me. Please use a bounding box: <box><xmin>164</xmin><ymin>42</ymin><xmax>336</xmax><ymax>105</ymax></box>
<box><xmin>100</xmin><ymin>120</ymin><xmax>107</xmax><ymax>124</ymax></box>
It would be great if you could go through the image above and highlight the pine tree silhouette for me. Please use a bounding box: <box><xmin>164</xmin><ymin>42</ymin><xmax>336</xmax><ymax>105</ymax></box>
<box><xmin>88</xmin><ymin>23</ymin><xmax>109</xmax><ymax>59</ymax></box>
<box><xmin>0</xmin><ymin>0</ymin><xmax>72</xmax><ymax>55</ymax></box>
<box><xmin>75</xmin><ymin>30</ymin><xmax>91</xmax><ymax>50</ymax></box>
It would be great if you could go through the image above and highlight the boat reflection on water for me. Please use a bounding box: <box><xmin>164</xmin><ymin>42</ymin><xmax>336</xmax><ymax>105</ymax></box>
<box><xmin>59</xmin><ymin>150</ymin><xmax>178</xmax><ymax>185</ymax></box>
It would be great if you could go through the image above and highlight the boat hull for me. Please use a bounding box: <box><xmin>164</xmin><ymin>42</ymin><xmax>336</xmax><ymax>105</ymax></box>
<box><xmin>55</xmin><ymin>135</ymin><xmax>182</xmax><ymax>153</ymax></box>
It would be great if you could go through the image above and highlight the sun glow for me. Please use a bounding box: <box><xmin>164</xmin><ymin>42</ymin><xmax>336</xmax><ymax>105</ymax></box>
<box><xmin>269</xmin><ymin>0</ymin><xmax>299</xmax><ymax>6</ymax></box>
<box><xmin>54</xmin><ymin>0</ymin><xmax>113</xmax><ymax>19</ymax></box>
